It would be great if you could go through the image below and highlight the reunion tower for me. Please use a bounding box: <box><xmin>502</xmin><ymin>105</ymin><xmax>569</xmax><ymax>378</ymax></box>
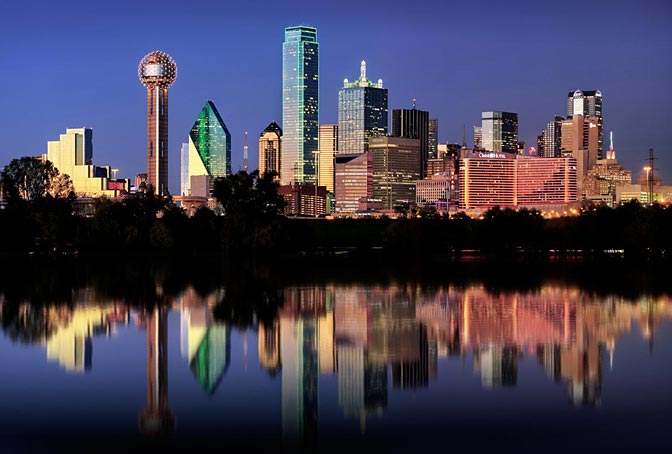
<box><xmin>138</xmin><ymin>51</ymin><xmax>177</xmax><ymax>196</ymax></box>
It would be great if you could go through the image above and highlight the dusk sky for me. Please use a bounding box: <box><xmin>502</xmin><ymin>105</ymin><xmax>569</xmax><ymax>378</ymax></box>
<box><xmin>1</xmin><ymin>0</ymin><xmax>670</xmax><ymax>194</ymax></box>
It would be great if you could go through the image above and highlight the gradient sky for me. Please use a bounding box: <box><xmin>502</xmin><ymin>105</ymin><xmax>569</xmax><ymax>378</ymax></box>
<box><xmin>1</xmin><ymin>0</ymin><xmax>670</xmax><ymax>194</ymax></box>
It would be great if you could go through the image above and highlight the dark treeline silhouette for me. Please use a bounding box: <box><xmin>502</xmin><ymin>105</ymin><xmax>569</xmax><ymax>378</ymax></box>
<box><xmin>2</xmin><ymin>165</ymin><xmax>671</xmax><ymax>260</ymax></box>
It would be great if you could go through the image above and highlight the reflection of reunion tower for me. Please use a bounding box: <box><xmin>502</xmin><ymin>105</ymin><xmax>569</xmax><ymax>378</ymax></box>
<box><xmin>139</xmin><ymin>306</ymin><xmax>174</xmax><ymax>435</ymax></box>
<box><xmin>138</xmin><ymin>51</ymin><xmax>177</xmax><ymax>195</ymax></box>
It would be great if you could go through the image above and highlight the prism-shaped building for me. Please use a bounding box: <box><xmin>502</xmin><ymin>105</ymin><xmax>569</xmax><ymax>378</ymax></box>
<box><xmin>186</xmin><ymin>100</ymin><xmax>231</xmax><ymax>196</ymax></box>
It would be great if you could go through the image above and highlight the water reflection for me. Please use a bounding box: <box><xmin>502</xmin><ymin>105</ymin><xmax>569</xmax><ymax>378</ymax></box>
<box><xmin>1</xmin><ymin>280</ymin><xmax>671</xmax><ymax>448</ymax></box>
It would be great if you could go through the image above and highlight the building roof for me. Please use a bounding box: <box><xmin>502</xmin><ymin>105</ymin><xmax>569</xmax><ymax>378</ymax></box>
<box><xmin>261</xmin><ymin>121</ymin><xmax>282</xmax><ymax>137</ymax></box>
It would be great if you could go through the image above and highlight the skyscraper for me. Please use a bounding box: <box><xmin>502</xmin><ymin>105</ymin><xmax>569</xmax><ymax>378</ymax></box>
<box><xmin>370</xmin><ymin>136</ymin><xmax>420</xmax><ymax>210</ymax></box>
<box><xmin>540</xmin><ymin>116</ymin><xmax>564</xmax><ymax>158</ymax></box>
<box><xmin>567</xmin><ymin>90</ymin><xmax>603</xmax><ymax>159</ymax></box>
<box><xmin>282</xmin><ymin>26</ymin><xmax>319</xmax><ymax>185</ymax></box>
<box><xmin>138</xmin><ymin>51</ymin><xmax>177</xmax><ymax>196</ymax></box>
<box><xmin>481</xmin><ymin>111</ymin><xmax>518</xmax><ymax>154</ymax></box>
<box><xmin>259</xmin><ymin>121</ymin><xmax>282</xmax><ymax>180</ymax></box>
<box><xmin>473</xmin><ymin>126</ymin><xmax>482</xmax><ymax>150</ymax></box>
<box><xmin>392</xmin><ymin>104</ymin><xmax>429</xmax><ymax>177</ymax></box>
<box><xmin>187</xmin><ymin>100</ymin><xmax>231</xmax><ymax>195</ymax></box>
<box><xmin>318</xmin><ymin>124</ymin><xmax>338</xmax><ymax>193</ymax></box>
<box><xmin>338</xmin><ymin>60</ymin><xmax>388</xmax><ymax>154</ymax></box>
<box><xmin>428</xmin><ymin>119</ymin><xmax>439</xmax><ymax>158</ymax></box>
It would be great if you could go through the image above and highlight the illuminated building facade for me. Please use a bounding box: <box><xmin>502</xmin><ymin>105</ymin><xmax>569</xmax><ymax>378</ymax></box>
<box><xmin>370</xmin><ymin>136</ymin><xmax>420</xmax><ymax>210</ymax></box>
<box><xmin>416</xmin><ymin>174</ymin><xmax>452</xmax><ymax>211</ymax></box>
<box><xmin>318</xmin><ymin>124</ymin><xmax>338</xmax><ymax>193</ymax></box>
<box><xmin>459</xmin><ymin>152</ymin><xmax>577</xmax><ymax>211</ymax></box>
<box><xmin>583</xmin><ymin>149</ymin><xmax>632</xmax><ymax>206</ymax></box>
<box><xmin>259</xmin><ymin>121</ymin><xmax>282</xmax><ymax>180</ymax></box>
<box><xmin>481</xmin><ymin>111</ymin><xmax>518</xmax><ymax>154</ymax></box>
<box><xmin>186</xmin><ymin>100</ymin><xmax>231</xmax><ymax>196</ymax></box>
<box><xmin>138</xmin><ymin>50</ymin><xmax>177</xmax><ymax>196</ymax></box>
<box><xmin>428</xmin><ymin>118</ymin><xmax>439</xmax><ymax>158</ymax></box>
<box><xmin>282</xmin><ymin>26</ymin><xmax>319</xmax><ymax>185</ymax></box>
<box><xmin>539</xmin><ymin>116</ymin><xmax>564</xmax><ymax>158</ymax></box>
<box><xmin>278</xmin><ymin>183</ymin><xmax>327</xmax><ymax>217</ymax></box>
<box><xmin>338</xmin><ymin>61</ymin><xmax>387</xmax><ymax>154</ymax></box>
<box><xmin>567</xmin><ymin>89</ymin><xmax>603</xmax><ymax>158</ymax></box>
<box><xmin>46</xmin><ymin>128</ymin><xmax>129</xmax><ymax>197</ymax></box>
<box><xmin>180</xmin><ymin>142</ymin><xmax>189</xmax><ymax>196</ymax></box>
<box><xmin>473</xmin><ymin>125</ymin><xmax>482</xmax><ymax>150</ymax></box>
<box><xmin>392</xmin><ymin>106</ymin><xmax>429</xmax><ymax>177</ymax></box>
<box><xmin>334</xmin><ymin>153</ymin><xmax>372</xmax><ymax>214</ymax></box>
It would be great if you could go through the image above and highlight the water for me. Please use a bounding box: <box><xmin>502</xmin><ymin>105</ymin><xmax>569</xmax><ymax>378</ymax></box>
<box><xmin>0</xmin><ymin>259</ymin><xmax>671</xmax><ymax>453</ymax></box>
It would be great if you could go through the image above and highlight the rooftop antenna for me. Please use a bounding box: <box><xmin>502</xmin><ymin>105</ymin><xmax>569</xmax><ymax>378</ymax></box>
<box><xmin>412</xmin><ymin>98</ymin><xmax>417</xmax><ymax>109</ymax></box>
<box><xmin>243</xmin><ymin>131</ymin><xmax>249</xmax><ymax>172</ymax></box>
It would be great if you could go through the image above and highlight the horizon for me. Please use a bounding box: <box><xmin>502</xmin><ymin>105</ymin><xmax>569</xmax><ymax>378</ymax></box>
<box><xmin>0</xmin><ymin>0</ymin><xmax>670</xmax><ymax>194</ymax></box>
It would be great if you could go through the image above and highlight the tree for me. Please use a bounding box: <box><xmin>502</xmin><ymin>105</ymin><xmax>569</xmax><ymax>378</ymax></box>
<box><xmin>212</xmin><ymin>170</ymin><xmax>285</xmax><ymax>221</ymax></box>
<box><xmin>1</xmin><ymin>157</ymin><xmax>61</xmax><ymax>202</ymax></box>
<box><xmin>49</xmin><ymin>173</ymin><xmax>75</xmax><ymax>200</ymax></box>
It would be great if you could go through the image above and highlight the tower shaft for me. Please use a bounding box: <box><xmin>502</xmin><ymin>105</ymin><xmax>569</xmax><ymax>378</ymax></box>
<box><xmin>146</xmin><ymin>86</ymin><xmax>170</xmax><ymax>195</ymax></box>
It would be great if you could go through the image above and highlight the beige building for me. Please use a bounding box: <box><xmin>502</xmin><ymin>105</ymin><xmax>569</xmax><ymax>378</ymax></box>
<box><xmin>46</xmin><ymin>128</ymin><xmax>128</xmax><ymax>197</ymax></box>
<box><xmin>583</xmin><ymin>152</ymin><xmax>632</xmax><ymax>207</ymax></box>
<box><xmin>560</xmin><ymin>114</ymin><xmax>599</xmax><ymax>194</ymax></box>
<box><xmin>318</xmin><ymin>124</ymin><xmax>338</xmax><ymax>193</ymax></box>
<box><xmin>258</xmin><ymin>122</ymin><xmax>282</xmax><ymax>180</ymax></box>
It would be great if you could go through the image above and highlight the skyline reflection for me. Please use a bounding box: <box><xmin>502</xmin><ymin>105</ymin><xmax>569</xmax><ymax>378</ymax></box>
<box><xmin>1</xmin><ymin>280</ymin><xmax>671</xmax><ymax>449</ymax></box>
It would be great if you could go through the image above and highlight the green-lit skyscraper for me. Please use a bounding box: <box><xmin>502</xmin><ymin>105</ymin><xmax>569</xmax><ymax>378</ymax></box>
<box><xmin>186</xmin><ymin>100</ymin><xmax>231</xmax><ymax>195</ymax></box>
<box><xmin>282</xmin><ymin>26</ymin><xmax>319</xmax><ymax>185</ymax></box>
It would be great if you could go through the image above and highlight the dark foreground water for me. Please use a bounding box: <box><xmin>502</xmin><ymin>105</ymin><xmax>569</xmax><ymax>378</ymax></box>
<box><xmin>0</xmin><ymin>258</ymin><xmax>671</xmax><ymax>453</ymax></box>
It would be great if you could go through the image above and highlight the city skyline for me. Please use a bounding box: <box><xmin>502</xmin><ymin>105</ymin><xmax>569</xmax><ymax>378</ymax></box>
<box><xmin>0</xmin><ymin>0</ymin><xmax>670</xmax><ymax>195</ymax></box>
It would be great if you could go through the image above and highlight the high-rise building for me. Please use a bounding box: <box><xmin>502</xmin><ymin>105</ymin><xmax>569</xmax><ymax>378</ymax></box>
<box><xmin>473</xmin><ymin>126</ymin><xmax>482</xmax><ymax>150</ymax></box>
<box><xmin>334</xmin><ymin>153</ymin><xmax>372</xmax><ymax>214</ymax></box>
<box><xmin>186</xmin><ymin>100</ymin><xmax>231</xmax><ymax>196</ymax></box>
<box><xmin>282</xmin><ymin>26</ymin><xmax>319</xmax><ymax>185</ymax></box>
<box><xmin>318</xmin><ymin>124</ymin><xmax>338</xmax><ymax>193</ymax></box>
<box><xmin>338</xmin><ymin>61</ymin><xmax>387</xmax><ymax>154</ymax></box>
<box><xmin>392</xmin><ymin>105</ymin><xmax>429</xmax><ymax>177</ymax></box>
<box><xmin>567</xmin><ymin>90</ymin><xmax>603</xmax><ymax>158</ymax></box>
<box><xmin>428</xmin><ymin>119</ymin><xmax>439</xmax><ymax>158</ymax></box>
<box><xmin>560</xmin><ymin>114</ymin><xmax>599</xmax><ymax>194</ymax></box>
<box><xmin>481</xmin><ymin>111</ymin><xmax>518</xmax><ymax>154</ymax></box>
<box><xmin>258</xmin><ymin>121</ymin><xmax>282</xmax><ymax>180</ymax></box>
<box><xmin>46</xmin><ymin>128</ymin><xmax>129</xmax><ymax>197</ymax></box>
<box><xmin>458</xmin><ymin>152</ymin><xmax>577</xmax><ymax>212</ymax></box>
<box><xmin>138</xmin><ymin>51</ymin><xmax>177</xmax><ymax>196</ymax></box>
<box><xmin>540</xmin><ymin>116</ymin><xmax>564</xmax><ymax>158</ymax></box>
<box><xmin>180</xmin><ymin>143</ymin><xmax>189</xmax><ymax>196</ymax></box>
<box><xmin>370</xmin><ymin>136</ymin><xmax>420</xmax><ymax>210</ymax></box>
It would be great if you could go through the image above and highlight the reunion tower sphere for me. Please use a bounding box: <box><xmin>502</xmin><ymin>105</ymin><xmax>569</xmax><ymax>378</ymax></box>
<box><xmin>138</xmin><ymin>50</ymin><xmax>177</xmax><ymax>88</ymax></box>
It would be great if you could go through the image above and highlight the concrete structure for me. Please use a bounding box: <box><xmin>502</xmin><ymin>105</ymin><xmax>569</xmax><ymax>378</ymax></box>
<box><xmin>416</xmin><ymin>174</ymin><xmax>451</xmax><ymax>212</ymax></box>
<box><xmin>338</xmin><ymin>61</ymin><xmax>387</xmax><ymax>154</ymax></box>
<box><xmin>458</xmin><ymin>152</ymin><xmax>577</xmax><ymax>212</ymax></box>
<box><xmin>282</xmin><ymin>26</ymin><xmax>319</xmax><ymax>185</ymax></box>
<box><xmin>138</xmin><ymin>50</ymin><xmax>177</xmax><ymax>196</ymax></box>
<box><xmin>335</xmin><ymin>153</ymin><xmax>372</xmax><ymax>214</ymax></box>
<box><xmin>259</xmin><ymin>121</ymin><xmax>282</xmax><ymax>180</ymax></box>
<box><xmin>318</xmin><ymin>124</ymin><xmax>338</xmax><ymax>193</ymax></box>
<box><xmin>370</xmin><ymin>136</ymin><xmax>420</xmax><ymax>210</ymax></box>
<box><xmin>473</xmin><ymin>125</ymin><xmax>482</xmax><ymax>150</ymax></box>
<box><xmin>583</xmin><ymin>147</ymin><xmax>632</xmax><ymax>207</ymax></box>
<box><xmin>481</xmin><ymin>111</ymin><xmax>518</xmax><ymax>154</ymax></box>
<box><xmin>539</xmin><ymin>116</ymin><xmax>564</xmax><ymax>158</ymax></box>
<box><xmin>180</xmin><ymin>142</ymin><xmax>189</xmax><ymax>196</ymax></box>
<box><xmin>46</xmin><ymin>128</ymin><xmax>129</xmax><ymax>197</ymax></box>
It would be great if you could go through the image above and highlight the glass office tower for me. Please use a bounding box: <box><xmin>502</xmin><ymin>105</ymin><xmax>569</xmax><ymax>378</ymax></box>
<box><xmin>338</xmin><ymin>60</ymin><xmax>388</xmax><ymax>154</ymax></box>
<box><xmin>282</xmin><ymin>26</ymin><xmax>319</xmax><ymax>185</ymax></box>
<box><xmin>187</xmin><ymin>100</ymin><xmax>231</xmax><ymax>191</ymax></box>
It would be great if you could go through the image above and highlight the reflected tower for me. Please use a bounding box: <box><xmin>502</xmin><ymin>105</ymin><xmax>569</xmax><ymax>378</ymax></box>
<box><xmin>138</xmin><ymin>51</ymin><xmax>177</xmax><ymax>196</ymax></box>
<box><xmin>139</xmin><ymin>306</ymin><xmax>174</xmax><ymax>436</ymax></box>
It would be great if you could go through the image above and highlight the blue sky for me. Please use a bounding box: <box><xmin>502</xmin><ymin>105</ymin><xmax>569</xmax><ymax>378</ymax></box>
<box><xmin>0</xmin><ymin>0</ymin><xmax>670</xmax><ymax>193</ymax></box>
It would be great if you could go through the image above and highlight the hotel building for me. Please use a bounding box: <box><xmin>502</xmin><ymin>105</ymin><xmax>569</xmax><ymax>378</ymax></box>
<box><xmin>459</xmin><ymin>152</ymin><xmax>577</xmax><ymax>212</ymax></box>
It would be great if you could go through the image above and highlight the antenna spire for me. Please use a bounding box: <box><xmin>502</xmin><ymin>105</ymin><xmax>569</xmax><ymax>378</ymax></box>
<box><xmin>412</xmin><ymin>98</ymin><xmax>416</xmax><ymax>109</ymax></box>
<box><xmin>243</xmin><ymin>131</ymin><xmax>249</xmax><ymax>172</ymax></box>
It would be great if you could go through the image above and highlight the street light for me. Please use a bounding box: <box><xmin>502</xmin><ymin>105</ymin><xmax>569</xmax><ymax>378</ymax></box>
<box><xmin>643</xmin><ymin>166</ymin><xmax>652</xmax><ymax>204</ymax></box>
